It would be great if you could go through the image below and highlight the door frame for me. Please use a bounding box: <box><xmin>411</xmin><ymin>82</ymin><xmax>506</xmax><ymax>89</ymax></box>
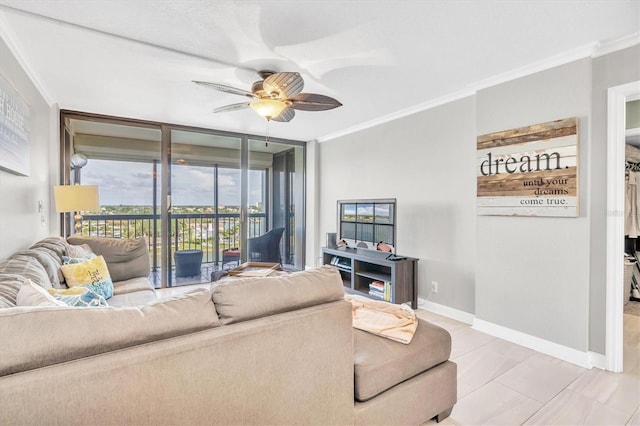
<box><xmin>606</xmin><ymin>80</ymin><xmax>640</xmax><ymax>372</ymax></box>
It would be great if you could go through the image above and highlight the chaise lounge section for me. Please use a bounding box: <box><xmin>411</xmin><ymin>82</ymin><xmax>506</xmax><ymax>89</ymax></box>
<box><xmin>0</xmin><ymin>236</ymin><xmax>456</xmax><ymax>425</ymax></box>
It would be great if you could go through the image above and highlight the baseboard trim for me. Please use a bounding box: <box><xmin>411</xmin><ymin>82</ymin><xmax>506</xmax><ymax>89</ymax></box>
<box><xmin>473</xmin><ymin>318</ymin><xmax>593</xmax><ymax>369</ymax></box>
<box><xmin>418</xmin><ymin>298</ymin><xmax>475</xmax><ymax>325</ymax></box>
<box><xmin>588</xmin><ymin>351</ymin><xmax>607</xmax><ymax>371</ymax></box>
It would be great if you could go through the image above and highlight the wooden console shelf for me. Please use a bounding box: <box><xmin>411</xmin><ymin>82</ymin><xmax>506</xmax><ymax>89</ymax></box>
<box><xmin>322</xmin><ymin>247</ymin><xmax>418</xmax><ymax>309</ymax></box>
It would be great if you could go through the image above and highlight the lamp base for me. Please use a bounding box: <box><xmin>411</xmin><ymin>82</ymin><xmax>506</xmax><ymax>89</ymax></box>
<box><xmin>73</xmin><ymin>213</ymin><xmax>83</xmax><ymax>234</ymax></box>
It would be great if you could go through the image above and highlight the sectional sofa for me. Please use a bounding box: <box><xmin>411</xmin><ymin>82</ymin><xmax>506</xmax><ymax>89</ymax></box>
<box><xmin>0</xmin><ymin>236</ymin><xmax>456</xmax><ymax>425</ymax></box>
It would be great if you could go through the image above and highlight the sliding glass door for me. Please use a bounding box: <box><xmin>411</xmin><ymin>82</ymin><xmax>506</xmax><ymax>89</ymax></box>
<box><xmin>61</xmin><ymin>111</ymin><xmax>305</xmax><ymax>287</ymax></box>
<box><xmin>168</xmin><ymin>129</ymin><xmax>242</xmax><ymax>286</ymax></box>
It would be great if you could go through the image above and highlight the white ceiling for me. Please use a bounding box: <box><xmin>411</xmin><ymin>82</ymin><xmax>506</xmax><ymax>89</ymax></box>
<box><xmin>0</xmin><ymin>0</ymin><xmax>638</xmax><ymax>142</ymax></box>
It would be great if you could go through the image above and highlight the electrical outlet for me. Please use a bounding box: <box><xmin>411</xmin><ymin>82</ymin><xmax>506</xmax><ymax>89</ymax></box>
<box><xmin>431</xmin><ymin>281</ymin><xmax>438</xmax><ymax>294</ymax></box>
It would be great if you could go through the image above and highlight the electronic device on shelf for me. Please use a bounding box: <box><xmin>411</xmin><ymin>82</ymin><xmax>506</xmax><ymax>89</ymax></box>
<box><xmin>336</xmin><ymin>198</ymin><xmax>397</xmax><ymax>254</ymax></box>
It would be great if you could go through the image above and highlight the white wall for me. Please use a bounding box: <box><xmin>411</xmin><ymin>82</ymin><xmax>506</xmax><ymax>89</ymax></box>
<box><xmin>0</xmin><ymin>34</ymin><xmax>56</xmax><ymax>260</ymax></box>
<box><xmin>316</xmin><ymin>97</ymin><xmax>477</xmax><ymax>313</ymax></box>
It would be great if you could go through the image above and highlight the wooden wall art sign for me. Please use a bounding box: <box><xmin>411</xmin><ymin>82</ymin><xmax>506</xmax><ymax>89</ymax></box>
<box><xmin>0</xmin><ymin>73</ymin><xmax>30</xmax><ymax>176</ymax></box>
<box><xmin>476</xmin><ymin>117</ymin><xmax>578</xmax><ymax>217</ymax></box>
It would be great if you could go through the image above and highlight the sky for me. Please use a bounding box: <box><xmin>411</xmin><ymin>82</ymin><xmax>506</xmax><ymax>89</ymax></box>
<box><xmin>81</xmin><ymin>159</ymin><xmax>264</xmax><ymax>206</ymax></box>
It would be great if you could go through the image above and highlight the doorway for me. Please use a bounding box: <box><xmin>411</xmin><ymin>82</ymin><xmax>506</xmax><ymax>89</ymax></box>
<box><xmin>606</xmin><ymin>81</ymin><xmax>640</xmax><ymax>373</ymax></box>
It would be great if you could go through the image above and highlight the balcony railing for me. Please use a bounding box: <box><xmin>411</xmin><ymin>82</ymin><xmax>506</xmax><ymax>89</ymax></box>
<box><xmin>82</xmin><ymin>212</ymin><xmax>267</xmax><ymax>270</ymax></box>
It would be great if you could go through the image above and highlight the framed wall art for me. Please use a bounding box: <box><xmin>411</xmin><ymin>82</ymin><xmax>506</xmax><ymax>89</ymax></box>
<box><xmin>0</xmin><ymin>72</ymin><xmax>30</xmax><ymax>176</ymax></box>
<box><xmin>476</xmin><ymin>117</ymin><xmax>578</xmax><ymax>217</ymax></box>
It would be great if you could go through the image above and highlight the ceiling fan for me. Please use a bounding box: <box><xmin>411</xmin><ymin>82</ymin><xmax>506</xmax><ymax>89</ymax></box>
<box><xmin>193</xmin><ymin>71</ymin><xmax>342</xmax><ymax>122</ymax></box>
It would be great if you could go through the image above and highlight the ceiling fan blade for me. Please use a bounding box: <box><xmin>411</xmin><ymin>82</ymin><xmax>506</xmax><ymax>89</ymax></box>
<box><xmin>289</xmin><ymin>93</ymin><xmax>343</xmax><ymax>111</ymax></box>
<box><xmin>272</xmin><ymin>108</ymin><xmax>295</xmax><ymax>122</ymax></box>
<box><xmin>212</xmin><ymin>102</ymin><xmax>251</xmax><ymax>113</ymax></box>
<box><xmin>193</xmin><ymin>80</ymin><xmax>256</xmax><ymax>98</ymax></box>
<box><xmin>263</xmin><ymin>72</ymin><xmax>304</xmax><ymax>99</ymax></box>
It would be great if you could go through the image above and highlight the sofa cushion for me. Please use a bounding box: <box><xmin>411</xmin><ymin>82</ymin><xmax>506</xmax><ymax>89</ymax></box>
<box><xmin>67</xmin><ymin>236</ymin><xmax>150</xmax><ymax>282</ymax></box>
<box><xmin>113</xmin><ymin>276</ymin><xmax>155</xmax><ymax>295</ymax></box>
<box><xmin>0</xmin><ymin>289</ymin><xmax>220</xmax><ymax>376</ymax></box>
<box><xmin>16</xmin><ymin>280</ymin><xmax>66</xmax><ymax>307</ymax></box>
<box><xmin>353</xmin><ymin>318</ymin><xmax>452</xmax><ymax>402</ymax></box>
<box><xmin>0</xmin><ymin>255</ymin><xmax>51</xmax><ymax>290</ymax></box>
<box><xmin>211</xmin><ymin>265</ymin><xmax>344</xmax><ymax>325</ymax></box>
<box><xmin>0</xmin><ymin>274</ymin><xmax>26</xmax><ymax>308</ymax></box>
<box><xmin>60</xmin><ymin>255</ymin><xmax>114</xmax><ymax>299</ymax></box>
<box><xmin>108</xmin><ymin>289</ymin><xmax>158</xmax><ymax>307</ymax></box>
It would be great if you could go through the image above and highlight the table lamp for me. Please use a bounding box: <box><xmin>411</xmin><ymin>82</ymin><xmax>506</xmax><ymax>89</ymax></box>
<box><xmin>54</xmin><ymin>184</ymin><xmax>100</xmax><ymax>234</ymax></box>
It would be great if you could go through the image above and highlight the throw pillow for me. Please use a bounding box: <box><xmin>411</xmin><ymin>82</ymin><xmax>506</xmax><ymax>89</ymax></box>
<box><xmin>60</xmin><ymin>255</ymin><xmax>114</xmax><ymax>299</ymax></box>
<box><xmin>16</xmin><ymin>279</ymin><xmax>66</xmax><ymax>307</ymax></box>
<box><xmin>66</xmin><ymin>243</ymin><xmax>94</xmax><ymax>258</ymax></box>
<box><xmin>48</xmin><ymin>287</ymin><xmax>108</xmax><ymax>307</ymax></box>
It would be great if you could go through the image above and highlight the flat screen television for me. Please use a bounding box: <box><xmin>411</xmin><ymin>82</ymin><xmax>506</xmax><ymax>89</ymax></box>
<box><xmin>337</xmin><ymin>198</ymin><xmax>397</xmax><ymax>253</ymax></box>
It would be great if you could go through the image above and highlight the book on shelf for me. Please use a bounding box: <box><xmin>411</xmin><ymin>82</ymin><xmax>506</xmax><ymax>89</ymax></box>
<box><xmin>368</xmin><ymin>280</ymin><xmax>392</xmax><ymax>301</ymax></box>
<box><xmin>330</xmin><ymin>256</ymin><xmax>351</xmax><ymax>269</ymax></box>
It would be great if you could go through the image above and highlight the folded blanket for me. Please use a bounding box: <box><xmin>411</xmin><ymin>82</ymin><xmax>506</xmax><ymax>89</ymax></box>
<box><xmin>345</xmin><ymin>294</ymin><xmax>418</xmax><ymax>344</ymax></box>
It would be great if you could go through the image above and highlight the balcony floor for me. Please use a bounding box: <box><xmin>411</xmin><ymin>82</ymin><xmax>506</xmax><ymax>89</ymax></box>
<box><xmin>149</xmin><ymin>262</ymin><xmax>230</xmax><ymax>288</ymax></box>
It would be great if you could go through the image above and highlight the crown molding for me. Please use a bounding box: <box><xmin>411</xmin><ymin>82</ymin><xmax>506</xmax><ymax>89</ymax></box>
<box><xmin>592</xmin><ymin>32</ymin><xmax>640</xmax><ymax>58</ymax></box>
<box><xmin>314</xmin><ymin>88</ymin><xmax>476</xmax><ymax>143</ymax></box>
<box><xmin>316</xmin><ymin>32</ymin><xmax>640</xmax><ymax>144</ymax></box>
<box><xmin>0</xmin><ymin>10</ymin><xmax>54</xmax><ymax>106</ymax></box>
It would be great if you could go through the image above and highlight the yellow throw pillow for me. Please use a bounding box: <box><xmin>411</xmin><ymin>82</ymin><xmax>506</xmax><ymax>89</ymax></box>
<box><xmin>59</xmin><ymin>255</ymin><xmax>114</xmax><ymax>299</ymax></box>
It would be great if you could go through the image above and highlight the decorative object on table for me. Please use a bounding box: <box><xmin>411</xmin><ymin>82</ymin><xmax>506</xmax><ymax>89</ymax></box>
<box><xmin>337</xmin><ymin>239</ymin><xmax>349</xmax><ymax>248</ymax></box>
<box><xmin>476</xmin><ymin>117</ymin><xmax>578</xmax><ymax>217</ymax></box>
<box><xmin>376</xmin><ymin>241</ymin><xmax>392</xmax><ymax>252</ymax></box>
<box><xmin>53</xmin><ymin>184</ymin><xmax>100</xmax><ymax>235</ymax></box>
<box><xmin>326</xmin><ymin>232</ymin><xmax>337</xmax><ymax>249</ymax></box>
<box><xmin>0</xmin><ymin>72</ymin><xmax>30</xmax><ymax>176</ymax></box>
<box><xmin>193</xmin><ymin>70</ymin><xmax>342</xmax><ymax>122</ymax></box>
<box><xmin>228</xmin><ymin>262</ymin><xmax>281</xmax><ymax>277</ymax></box>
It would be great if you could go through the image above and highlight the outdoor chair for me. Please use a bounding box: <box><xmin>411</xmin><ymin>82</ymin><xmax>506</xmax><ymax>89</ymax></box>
<box><xmin>248</xmin><ymin>227</ymin><xmax>285</xmax><ymax>264</ymax></box>
<box><xmin>174</xmin><ymin>249</ymin><xmax>203</xmax><ymax>278</ymax></box>
<box><xmin>222</xmin><ymin>248</ymin><xmax>241</xmax><ymax>269</ymax></box>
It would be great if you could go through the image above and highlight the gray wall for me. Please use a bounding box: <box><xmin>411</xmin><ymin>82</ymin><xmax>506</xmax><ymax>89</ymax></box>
<box><xmin>475</xmin><ymin>58</ymin><xmax>592</xmax><ymax>351</ymax></box>
<box><xmin>317</xmin><ymin>96</ymin><xmax>477</xmax><ymax>314</ymax></box>
<box><xmin>589</xmin><ymin>45</ymin><xmax>640</xmax><ymax>354</ymax></box>
<box><xmin>315</xmin><ymin>46</ymin><xmax>639</xmax><ymax>355</ymax></box>
<box><xmin>0</xmin><ymin>36</ymin><xmax>55</xmax><ymax>260</ymax></box>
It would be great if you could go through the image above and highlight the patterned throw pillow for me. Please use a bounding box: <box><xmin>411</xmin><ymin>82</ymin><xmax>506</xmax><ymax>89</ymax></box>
<box><xmin>59</xmin><ymin>255</ymin><xmax>114</xmax><ymax>299</ymax></box>
<box><xmin>61</xmin><ymin>254</ymin><xmax>96</xmax><ymax>265</ymax></box>
<box><xmin>48</xmin><ymin>287</ymin><xmax>108</xmax><ymax>307</ymax></box>
<box><xmin>66</xmin><ymin>243</ymin><xmax>94</xmax><ymax>258</ymax></box>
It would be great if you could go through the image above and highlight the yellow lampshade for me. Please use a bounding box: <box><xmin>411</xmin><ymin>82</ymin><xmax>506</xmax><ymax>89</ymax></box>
<box><xmin>54</xmin><ymin>185</ymin><xmax>100</xmax><ymax>213</ymax></box>
<box><xmin>250</xmin><ymin>99</ymin><xmax>287</xmax><ymax>120</ymax></box>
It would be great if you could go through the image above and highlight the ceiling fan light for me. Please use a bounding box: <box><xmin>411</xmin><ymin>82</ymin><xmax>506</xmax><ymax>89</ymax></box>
<box><xmin>250</xmin><ymin>99</ymin><xmax>287</xmax><ymax>120</ymax></box>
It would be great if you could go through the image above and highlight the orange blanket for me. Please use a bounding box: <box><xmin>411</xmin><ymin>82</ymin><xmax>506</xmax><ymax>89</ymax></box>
<box><xmin>345</xmin><ymin>295</ymin><xmax>417</xmax><ymax>344</ymax></box>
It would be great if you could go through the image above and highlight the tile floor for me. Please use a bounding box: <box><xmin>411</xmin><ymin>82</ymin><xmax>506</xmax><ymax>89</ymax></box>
<box><xmin>156</xmin><ymin>285</ymin><xmax>640</xmax><ymax>425</ymax></box>
<box><xmin>420</xmin><ymin>310</ymin><xmax>640</xmax><ymax>426</ymax></box>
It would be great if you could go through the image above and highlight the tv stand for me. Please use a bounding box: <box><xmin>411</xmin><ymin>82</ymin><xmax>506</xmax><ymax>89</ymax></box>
<box><xmin>322</xmin><ymin>247</ymin><xmax>418</xmax><ymax>309</ymax></box>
